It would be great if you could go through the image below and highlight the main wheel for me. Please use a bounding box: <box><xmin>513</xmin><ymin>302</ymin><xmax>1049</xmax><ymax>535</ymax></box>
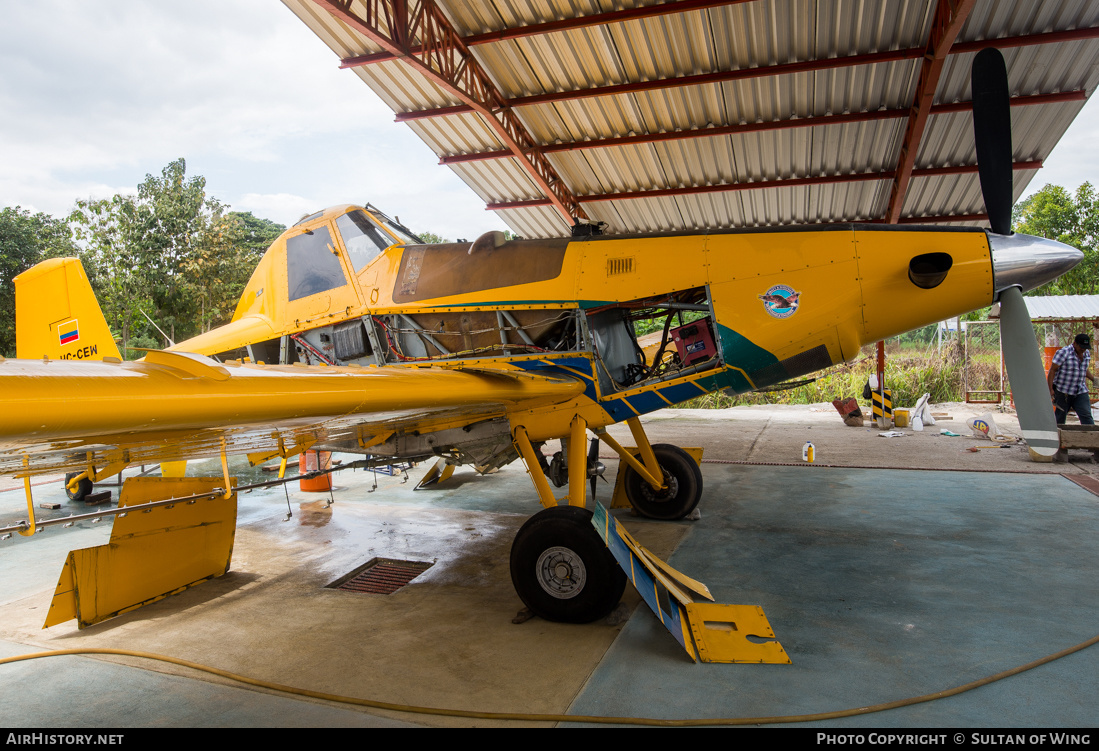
<box><xmin>510</xmin><ymin>505</ymin><xmax>627</xmax><ymax>623</ymax></box>
<box><xmin>64</xmin><ymin>473</ymin><xmax>92</xmax><ymax>502</ymax></box>
<box><xmin>622</xmin><ymin>444</ymin><xmax>702</xmax><ymax>520</ymax></box>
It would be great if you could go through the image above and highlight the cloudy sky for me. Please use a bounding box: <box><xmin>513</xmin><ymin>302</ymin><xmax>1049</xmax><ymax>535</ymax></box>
<box><xmin>2</xmin><ymin>1</ymin><xmax>1098</xmax><ymax>241</ymax></box>
<box><xmin>0</xmin><ymin>0</ymin><xmax>508</xmax><ymax>241</ymax></box>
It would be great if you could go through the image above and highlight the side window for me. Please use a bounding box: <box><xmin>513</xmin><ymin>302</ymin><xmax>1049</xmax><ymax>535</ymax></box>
<box><xmin>336</xmin><ymin>210</ymin><xmax>394</xmax><ymax>272</ymax></box>
<box><xmin>286</xmin><ymin>226</ymin><xmax>348</xmax><ymax>301</ymax></box>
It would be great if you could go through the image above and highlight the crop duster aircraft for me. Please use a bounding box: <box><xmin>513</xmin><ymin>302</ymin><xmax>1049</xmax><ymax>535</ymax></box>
<box><xmin>0</xmin><ymin>50</ymin><xmax>1084</xmax><ymax>659</ymax></box>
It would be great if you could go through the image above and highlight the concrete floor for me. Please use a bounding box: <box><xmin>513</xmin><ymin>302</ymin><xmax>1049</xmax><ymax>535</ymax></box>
<box><xmin>1</xmin><ymin>403</ymin><xmax>1097</xmax><ymax>728</ymax></box>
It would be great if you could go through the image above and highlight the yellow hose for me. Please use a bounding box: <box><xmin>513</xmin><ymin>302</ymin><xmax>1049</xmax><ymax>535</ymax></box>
<box><xmin>3</xmin><ymin>634</ymin><xmax>1098</xmax><ymax>726</ymax></box>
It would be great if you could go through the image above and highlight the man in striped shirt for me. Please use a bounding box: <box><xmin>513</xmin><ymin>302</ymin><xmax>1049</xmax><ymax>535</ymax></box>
<box><xmin>1047</xmin><ymin>333</ymin><xmax>1097</xmax><ymax>425</ymax></box>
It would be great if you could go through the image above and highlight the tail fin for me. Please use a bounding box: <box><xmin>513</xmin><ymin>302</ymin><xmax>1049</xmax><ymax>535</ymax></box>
<box><xmin>15</xmin><ymin>258</ymin><xmax>123</xmax><ymax>361</ymax></box>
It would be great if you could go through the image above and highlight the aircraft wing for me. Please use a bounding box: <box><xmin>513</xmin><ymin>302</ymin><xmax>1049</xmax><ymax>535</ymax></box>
<box><xmin>0</xmin><ymin>350</ymin><xmax>585</xmax><ymax>478</ymax></box>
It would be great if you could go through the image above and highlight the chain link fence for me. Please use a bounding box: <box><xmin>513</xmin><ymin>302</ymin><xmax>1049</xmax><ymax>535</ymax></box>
<box><xmin>964</xmin><ymin>320</ymin><xmax>1003</xmax><ymax>404</ymax></box>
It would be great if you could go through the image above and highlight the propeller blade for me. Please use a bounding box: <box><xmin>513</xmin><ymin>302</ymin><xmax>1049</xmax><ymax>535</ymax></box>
<box><xmin>588</xmin><ymin>436</ymin><xmax>600</xmax><ymax>500</ymax></box>
<box><xmin>971</xmin><ymin>47</ymin><xmax>1013</xmax><ymax>235</ymax></box>
<box><xmin>999</xmin><ymin>286</ymin><xmax>1060</xmax><ymax>460</ymax></box>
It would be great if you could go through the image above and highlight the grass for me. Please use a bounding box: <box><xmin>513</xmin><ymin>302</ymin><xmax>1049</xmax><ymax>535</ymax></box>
<box><xmin>678</xmin><ymin>342</ymin><xmax>996</xmax><ymax>409</ymax></box>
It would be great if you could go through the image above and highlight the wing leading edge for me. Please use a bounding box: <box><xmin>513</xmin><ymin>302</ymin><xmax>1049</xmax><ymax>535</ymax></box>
<box><xmin>0</xmin><ymin>350</ymin><xmax>585</xmax><ymax>478</ymax></box>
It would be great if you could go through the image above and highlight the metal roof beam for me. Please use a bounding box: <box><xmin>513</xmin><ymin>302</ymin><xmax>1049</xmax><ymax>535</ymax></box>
<box><xmin>439</xmin><ymin>91</ymin><xmax>1084</xmax><ymax>165</ymax></box>
<box><xmin>884</xmin><ymin>0</ymin><xmax>978</xmax><ymax>224</ymax></box>
<box><xmin>397</xmin><ymin>47</ymin><xmax>922</xmax><ymax>121</ymax></box>
<box><xmin>395</xmin><ymin>25</ymin><xmax>1099</xmax><ymax>122</ymax></box>
<box><xmin>485</xmin><ymin>161</ymin><xmax>1042</xmax><ymax>210</ymax></box>
<box><xmin>340</xmin><ymin>0</ymin><xmax>756</xmax><ymax>68</ymax></box>
<box><xmin>311</xmin><ymin>0</ymin><xmax>585</xmax><ymax>227</ymax></box>
<box><xmin>893</xmin><ymin>213</ymin><xmax>987</xmax><ymax>224</ymax></box>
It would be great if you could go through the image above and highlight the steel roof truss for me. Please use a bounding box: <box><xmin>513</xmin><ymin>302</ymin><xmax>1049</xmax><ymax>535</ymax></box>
<box><xmin>392</xmin><ymin>26</ymin><xmax>1099</xmax><ymax>123</ymax></box>
<box><xmin>340</xmin><ymin>0</ymin><xmax>757</xmax><ymax>68</ymax></box>
<box><xmin>885</xmin><ymin>0</ymin><xmax>978</xmax><ymax>224</ymax></box>
<box><xmin>485</xmin><ymin>161</ymin><xmax>1042</xmax><ymax>212</ymax></box>
<box><xmin>312</xmin><ymin>0</ymin><xmax>585</xmax><ymax>227</ymax></box>
<box><xmin>439</xmin><ymin>91</ymin><xmax>1085</xmax><ymax>166</ymax></box>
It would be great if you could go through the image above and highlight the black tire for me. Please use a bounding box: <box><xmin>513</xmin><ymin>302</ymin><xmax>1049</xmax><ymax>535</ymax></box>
<box><xmin>622</xmin><ymin>444</ymin><xmax>702</xmax><ymax>520</ymax></box>
<box><xmin>510</xmin><ymin>505</ymin><xmax>627</xmax><ymax>623</ymax></box>
<box><xmin>64</xmin><ymin>473</ymin><xmax>92</xmax><ymax>502</ymax></box>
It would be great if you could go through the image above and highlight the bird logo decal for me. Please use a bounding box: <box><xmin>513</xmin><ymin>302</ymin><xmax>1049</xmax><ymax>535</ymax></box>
<box><xmin>759</xmin><ymin>285</ymin><xmax>801</xmax><ymax>319</ymax></box>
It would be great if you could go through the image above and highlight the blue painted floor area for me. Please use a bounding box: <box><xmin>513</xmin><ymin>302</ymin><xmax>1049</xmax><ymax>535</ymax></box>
<box><xmin>570</xmin><ymin>465</ymin><xmax>1099</xmax><ymax>727</ymax></box>
<box><xmin>3</xmin><ymin>460</ymin><xmax>1098</xmax><ymax>727</ymax></box>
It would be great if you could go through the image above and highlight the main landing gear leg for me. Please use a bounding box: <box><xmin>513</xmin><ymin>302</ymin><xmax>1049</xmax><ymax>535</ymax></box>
<box><xmin>509</xmin><ymin>421</ymin><xmax>626</xmax><ymax>623</ymax></box>
<box><xmin>509</xmin><ymin>505</ymin><xmax>627</xmax><ymax>623</ymax></box>
<box><xmin>598</xmin><ymin>417</ymin><xmax>703</xmax><ymax>521</ymax></box>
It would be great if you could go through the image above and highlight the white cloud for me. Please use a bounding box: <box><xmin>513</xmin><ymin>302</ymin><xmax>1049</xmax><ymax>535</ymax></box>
<box><xmin>234</xmin><ymin>193</ymin><xmax>319</xmax><ymax>225</ymax></box>
<box><xmin>0</xmin><ymin>0</ymin><xmax>505</xmax><ymax>240</ymax></box>
<box><xmin>1020</xmin><ymin>95</ymin><xmax>1099</xmax><ymax>198</ymax></box>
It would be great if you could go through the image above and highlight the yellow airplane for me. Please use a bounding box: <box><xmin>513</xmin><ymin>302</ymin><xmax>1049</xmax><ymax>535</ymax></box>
<box><xmin>0</xmin><ymin>49</ymin><xmax>1083</xmax><ymax>660</ymax></box>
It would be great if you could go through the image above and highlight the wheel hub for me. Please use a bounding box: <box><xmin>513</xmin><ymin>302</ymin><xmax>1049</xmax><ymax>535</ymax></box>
<box><xmin>639</xmin><ymin>468</ymin><xmax>678</xmax><ymax>503</ymax></box>
<box><xmin>536</xmin><ymin>546</ymin><xmax>586</xmax><ymax>599</ymax></box>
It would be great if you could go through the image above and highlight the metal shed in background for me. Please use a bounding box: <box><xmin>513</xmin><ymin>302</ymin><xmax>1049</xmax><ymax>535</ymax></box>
<box><xmin>974</xmin><ymin>295</ymin><xmax>1099</xmax><ymax>404</ymax></box>
<box><xmin>282</xmin><ymin>0</ymin><xmax>1099</xmax><ymax>238</ymax></box>
<box><xmin>1024</xmin><ymin>294</ymin><xmax>1099</xmax><ymax>360</ymax></box>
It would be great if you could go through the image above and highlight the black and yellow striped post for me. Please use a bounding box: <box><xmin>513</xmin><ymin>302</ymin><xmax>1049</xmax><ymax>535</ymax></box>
<box><xmin>872</xmin><ymin>388</ymin><xmax>893</xmax><ymax>426</ymax></box>
<box><xmin>873</xmin><ymin>341</ymin><xmax>891</xmax><ymax>428</ymax></box>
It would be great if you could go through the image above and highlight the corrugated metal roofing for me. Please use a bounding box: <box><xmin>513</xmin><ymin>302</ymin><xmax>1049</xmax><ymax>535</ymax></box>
<box><xmin>282</xmin><ymin>0</ymin><xmax>1099</xmax><ymax>238</ymax></box>
<box><xmin>1024</xmin><ymin>295</ymin><xmax>1099</xmax><ymax>321</ymax></box>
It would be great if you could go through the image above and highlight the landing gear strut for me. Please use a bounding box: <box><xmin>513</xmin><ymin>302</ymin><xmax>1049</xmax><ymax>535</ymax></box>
<box><xmin>509</xmin><ymin>505</ymin><xmax>627</xmax><ymax>623</ymax></box>
<box><xmin>621</xmin><ymin>444</ymin><xmax>702</xmax><ymax>520</ymax></box>
<box><xmin>64</xmin><ymin>472</ymin><xmax>92</xmax><ymax>502</ymax></box>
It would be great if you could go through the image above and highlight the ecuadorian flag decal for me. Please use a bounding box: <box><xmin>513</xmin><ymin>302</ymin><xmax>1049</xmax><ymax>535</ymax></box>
<box><xmin>58</xmin><ymin>319</ymin><xmax>79</xmax><ymax>346</ymax></box>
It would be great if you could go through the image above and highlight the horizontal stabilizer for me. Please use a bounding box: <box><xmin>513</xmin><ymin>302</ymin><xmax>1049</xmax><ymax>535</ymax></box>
<box><xmin>15</xmin><ymin>257</ymin><xmax>122</xmax><ymax>361</ymax></box>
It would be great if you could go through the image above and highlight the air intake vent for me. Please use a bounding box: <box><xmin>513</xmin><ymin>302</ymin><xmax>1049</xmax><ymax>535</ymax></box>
<box><xmin>328</xmin><ymin>558</ymin><xmax>432</xmax><ymax>595</ymax></box>
<box><xmin>607</xmin><ymin>257</ymin><xmax>635</xmax><ymax>276</ymax></box>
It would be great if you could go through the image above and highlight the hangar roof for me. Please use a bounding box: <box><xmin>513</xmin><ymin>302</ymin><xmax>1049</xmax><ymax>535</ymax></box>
<box><xmin>283</xmin><ymin>0</ymin><xmax>1099</xmax><ymax>238</ymax></box>
<box><xmin>1024</xmin><ymin>295</ymin><xmax>1099</xmax><ymax>321</ymax></box>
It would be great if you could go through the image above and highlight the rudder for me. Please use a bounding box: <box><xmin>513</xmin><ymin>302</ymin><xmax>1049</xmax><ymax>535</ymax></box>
<box><xmin>15</xmin><ymin>257</ymin><xmax>122</xmax><ymax>361</ymax></box>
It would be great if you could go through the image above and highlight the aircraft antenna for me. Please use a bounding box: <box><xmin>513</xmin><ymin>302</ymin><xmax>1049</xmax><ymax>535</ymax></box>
<box><xmin>140</xmin><ymin>309</ymin><xmax>176</xmax><ymax>347</ymax></box>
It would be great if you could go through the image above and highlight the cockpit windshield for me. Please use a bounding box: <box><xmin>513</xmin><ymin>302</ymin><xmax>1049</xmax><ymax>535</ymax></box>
<box><xmin>336</xmin><ymin>210</ymin><xmax>397</xmax><ymax>272</ymax></box>
<box><xmin>364</xmin><ymin>204</ymin><xmax>422</xmax><ymax>245</ymax></box>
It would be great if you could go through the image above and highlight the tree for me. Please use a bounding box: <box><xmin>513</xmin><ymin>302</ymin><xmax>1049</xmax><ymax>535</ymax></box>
<box><xmin>417</xmin><ymin>231</ymin><xmax>448</xmax><ymax>244</ymax></box>
<box><xmin>1012</xmin><ymin>183</ymin><xmax>1099</xmax><ymax>295</ymax></box>
<box><xmin>0</xmin><ymin>207</ymin><xmax>79</xmax><ymax>356</ymax></box>
<box><xmin>200</xmin><ymin>211</ymin><xmax>285</xmax><ymax>327</ymax></box>
<box><xmin>228</xmin><ymin>211</ymin><xmax>285</xmax><ymax>256</ymax></box>
<box><xmin>69</xmin><ymin>159</ymin><xmax>281</xmax><ymax>353</ymax></box>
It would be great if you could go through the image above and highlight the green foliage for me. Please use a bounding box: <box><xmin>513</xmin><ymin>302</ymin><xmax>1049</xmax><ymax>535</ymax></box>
<box><xmin>1012</xmin><ymin>183</ymin><xmax>1099</xmax><ymax>295</ymax></box>
<box><xmin>633</xmin><ymin>310</ymin><xmax>707</xmax><ymax>337</ymax></box>
<box><xmin>68</xmin><ymin>159</ymin><xmax>284</xmax><ymax>356</ymax></box>
<box><xmin>227</xmin><ymin>210</ymin><xmax>285</xmax><ymax>256</ymax></box>
<box><xmin>677</xmin><ymin>345</ymin><xmax>968</xmax><ymax>409</ymax></box>
<box><xmin>417</xmin><ymin>231</ymin><xmax>448</xmax><ymax>244</ymax></box>
<box><xmin>0</xmin><ymin>207</ymin><xmax>79</xmax><ymax>356</ymax></box>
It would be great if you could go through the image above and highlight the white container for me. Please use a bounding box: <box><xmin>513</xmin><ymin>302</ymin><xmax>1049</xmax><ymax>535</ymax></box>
<box><xmin>802</xmin><ymin>441</ymin><xmax>815</xmax><ymax>463</ymax></box>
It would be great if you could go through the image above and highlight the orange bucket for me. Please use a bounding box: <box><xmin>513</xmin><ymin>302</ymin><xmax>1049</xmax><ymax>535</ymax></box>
<box><xmin>299</xmin><ymin>450</ymin><xmax>332</xmax><ymax>492</ymax></box>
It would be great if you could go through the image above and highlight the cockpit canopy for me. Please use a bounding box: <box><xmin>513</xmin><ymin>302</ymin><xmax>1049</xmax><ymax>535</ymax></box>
<box><xmin>233</xmin><ymin>204</ymin><xmax>421</xmax><ymax>324</ymax></box>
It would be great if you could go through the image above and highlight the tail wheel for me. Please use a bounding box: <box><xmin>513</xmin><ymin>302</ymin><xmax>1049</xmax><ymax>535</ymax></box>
<box><xmin>510</xmin><ymin>505</ymin><xmax>626</xmax><ymax>623</ymax></box>
<box><xmin>64</xmin><ymin>473</ymin><xmax>92</xmax><ymax>502</ymax></box>
<box><xmin>622</xmin><ymin>444</ymin><xmax>702</xmax><ymax>520</ymax></box>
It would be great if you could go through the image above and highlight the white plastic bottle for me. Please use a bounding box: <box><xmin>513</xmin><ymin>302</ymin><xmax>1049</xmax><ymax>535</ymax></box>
<box><xmin>802</xmin><ymin>441</ymin><xmax>815</xmax><ymax>462</ymax></box>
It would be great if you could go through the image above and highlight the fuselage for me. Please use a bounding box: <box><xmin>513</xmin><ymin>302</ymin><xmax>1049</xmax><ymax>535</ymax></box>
<box><xmin>170</xmin><ymin>204</ymin><xmax>1002</xmax><ymax>443</ymax></box>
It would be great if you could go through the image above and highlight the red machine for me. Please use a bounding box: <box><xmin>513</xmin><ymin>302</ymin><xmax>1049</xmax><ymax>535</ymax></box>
<box><xmin>671</xmin><ymin>318</ymin><xmax>717</xmax><ymax>366</ymax></box>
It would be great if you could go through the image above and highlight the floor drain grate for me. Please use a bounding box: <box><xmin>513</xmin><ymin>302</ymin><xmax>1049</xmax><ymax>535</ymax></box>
<box><xmin>328</xmin><ymin>558</ymin><xmax>433</xmax><ymax>595</ymax></box>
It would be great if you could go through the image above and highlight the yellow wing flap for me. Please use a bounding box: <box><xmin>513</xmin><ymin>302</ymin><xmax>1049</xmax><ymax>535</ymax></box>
<box><xmin>0</xmin><ymin>355</ymin><xmax>584</xmax><ymax>478</ymax></box>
